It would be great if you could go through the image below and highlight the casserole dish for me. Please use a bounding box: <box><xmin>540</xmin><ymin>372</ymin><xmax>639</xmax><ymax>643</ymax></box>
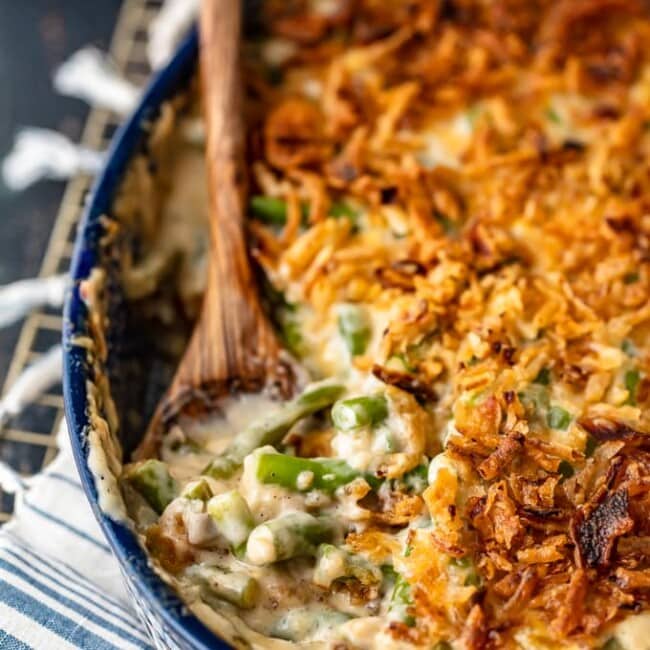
<box><xmin>64</xmin><ymin>2</ymin><xmax>650</xmax><ymax>648</ymax></box>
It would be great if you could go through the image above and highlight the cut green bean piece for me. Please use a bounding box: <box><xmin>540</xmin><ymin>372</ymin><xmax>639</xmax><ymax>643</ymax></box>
<box><xmin>464</xmin><ymin>572</ymin><xmax>482</xmax><ymax>587</ymax></box>
<box><xmin>255</xmin><ymin>452</ymin><xmax>379</xmax><ymax>493</ymax></box>
<box><xmin>432</xmin><ymin>642</ymin><xmax>453</xmax><ymax>650</ymax></box>
<box><xmin>203</xmin><ymin>382</ymin><xmax>345</xmax><ymax>479</ymax></box>
<box><xmin>380</xmin><ymin>564</ymin><xmax>399</xmax><ymax>596</ymax></box>
<box><xmin>331</xmin><ymin>395</ymin><xmax>388</xmax><ymax>430</ymax></box>
<box><xmin>187</xmin><ymin>565</ymin><xmax>259</xmax><ymax>609</ymax></box>
<box><xmin>329</xmin><ymin>201</ymin><xmax>358</xmax><ymax>220</ymax></box>
<box><xmin>386</xmin><ymin>353</ymin><xmax>416</xmax><ymax>373</ymax></box>
<box><xmin>518</xmin><ymin>384</ymin><xmax>550</xmax><ymax>412</ymax></box>
<box><xmin>558</xmin><ymin>460</ymin><xmax>575</xmax><ymax>479</ymax></box>
<box><xmin>625</xmin><ymin>368</ymin><xmax>641</xmax><ymax>405</ymax></box>
<box><xmin>533</xmin><ymin>367</ymin><xmax>551</xmax><ymax>385</ymax></box>
<box><xmin>390</xmin><ymin>572</ymin><xmax>415</xmax><ymax>627</ymax></box>
<box><xmin>585</xmin><ymin>435</ymin><xmax>598</xmax><ymax>457</ymax></box>
<box><xmin>181</xmin><ymin>479</ymin><xmax>213</xmax><ymax>501</ymax></box>
<box><xmin>249</xmin><ymin>196</ymin><xmax>304</xmax><ymax>225</ymax></box>
<box><xmin>338</xmin><ymin>305</ymin><xmax>371</xmax><ymax>356</ymax></box>
<box><xmin>250</xmin><ymin>196</ymin><xmax>357</xmax><ymax>226</ymax></box>
<box><xmin>546</xmin><ymin>107</ymin><xmax>562</xmax><ymax>124</ymax></box>
<box><xmin>246</xmin><ymin>512</ymin><xmax>337</xmax><ymax>565</ymax></box>
<box><xmin>271</xmin><ymin>607</ymin><xmax>351</xmax><ymax>642</ymax></box>
<box><xmin>313</xmin><ymin>544</ymin><xmax>382</xmax><ymax>588</ymax></box>
<box><xmin>125</xmin><ymin>459</ymin><xmax>178</xmax><ymax>514</ymax></box>
<box><xmin>207</xmin><ymin>491</ymin><xmax>255</xmax><ymax>551</ymax></box>
<box><xmin>622</xmin><ymin>339</ymin><xmax>637</xmax><ymax>356</ymax></box>
<box><xmin>279</xmin><ymin>318</ymin><xmax>304</xmax><ymax>357</ymax></box>
<box><xmin>390</xmin><ymin>463</ymin><xmax>428</xmax><ymax>494</ymax></box>
<box><xmin>601</xmin><ymin>638</ymin><xmax>623</xmax><ymax>650</ymax></box>
<box><xmin>547</xmin><ymin>405</ymin><xmax>571</xmax><ymax>430</ymax></box>
<box><xmin>450</xmin><ymin>555</ymin><xmax>481</xmax><ymax>588</ymax></box>
<box><xmin>402</xmin><ymin>463</ymin><xmax>428</xmax><ymax>493</ymax></box>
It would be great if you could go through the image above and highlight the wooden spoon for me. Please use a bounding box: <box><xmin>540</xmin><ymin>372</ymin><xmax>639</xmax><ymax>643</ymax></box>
<box><xmin>136</xmin><ymin>0</ymin><xmax>295</xmax><ymax>459</ymax></box>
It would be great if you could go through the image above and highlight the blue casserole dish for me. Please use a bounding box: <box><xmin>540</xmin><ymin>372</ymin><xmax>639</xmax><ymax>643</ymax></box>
<box><xmin>63</xmin><ymin>28</ymin><xmax>231</xmax><ymax>650</ymax></box>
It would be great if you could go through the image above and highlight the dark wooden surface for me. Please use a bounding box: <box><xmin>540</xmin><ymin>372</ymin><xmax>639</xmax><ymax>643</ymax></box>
<box><xmin>0</xmin><ymin>0</ymin><xmax>122</xmax><ymax>383</ymax></box>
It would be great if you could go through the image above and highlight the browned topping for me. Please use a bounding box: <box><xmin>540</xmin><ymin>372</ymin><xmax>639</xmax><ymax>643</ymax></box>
<box><xmin>459</xmin><ymin>604</ymin><xmax>487</xmax><ymax>650</ymax></box>
<box><xmin>145</xmin><ymin>518</ymin><xmax>194</xmax><ymax>575</ymax></box>
<box><xmin>264</xmin><ymin>99</ymin><xmax>330</xmax><ymax>170</ymax></box>
<box><xmin>578</xmin><ymin>415</ymin><xmax>646</xmax><ymax>441</ymax></box>
<box><xmin>615</xmin><ymin>567</ymin><xmax>650</xmax><ymax>590</ymax></box>
<box><xmin>376</xmin><ymin>260</ymin><xmax>427</xmax><ymax>291</ymax></box>
<box><xmin>243</xmin><ymin>1</ymin><xmax>650</xmax><ymax>646</ymax></box>
<box><xmin>573</xmin><ymin>489</ymin><xmax>634</xmax><ymax>568</ymax></box>
<box><xmin>478</xmin><ymin>433</ymin><xmax>523</xmax><ymax>480</ymax></box>
<box><xmin>372</xmin><ymin>364</ymin><xmax>438</xmax><ymax>403</ymax></box>
<box><xmin>553</xmin><ymin>568</ymin><xmax>588</xmax><ymax>635</ymax></box>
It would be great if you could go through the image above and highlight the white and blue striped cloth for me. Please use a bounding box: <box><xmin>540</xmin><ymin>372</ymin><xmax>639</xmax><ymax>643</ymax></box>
<box><xmin>0</xmin><ymin>423</ymin><xmax>152</xmax><ymax>649</ymax></box>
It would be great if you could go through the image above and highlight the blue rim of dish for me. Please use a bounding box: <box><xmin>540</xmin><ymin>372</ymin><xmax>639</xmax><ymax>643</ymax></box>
<box><xmin>62</xmin><ymin>28</ymin><xmax>230</xmax><ymax>650</ymax></box>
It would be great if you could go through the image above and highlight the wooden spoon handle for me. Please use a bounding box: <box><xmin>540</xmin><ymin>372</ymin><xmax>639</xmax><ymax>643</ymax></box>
<box><xmin>136</xmin><ymin>0</ymin><xmax>295</xmax><ymax>460</ymax></box>
<box><xmin>168</xmin><ymin>0</ymin><xmax>292</xmax><ymax>407</ymax></box>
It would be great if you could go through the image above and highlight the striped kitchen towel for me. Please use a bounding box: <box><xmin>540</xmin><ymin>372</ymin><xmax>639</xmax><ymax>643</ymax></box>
<box><xmin>0</xmin><ymin>422</ymin><xmax>153</xmax><ymax>649</ymax></box>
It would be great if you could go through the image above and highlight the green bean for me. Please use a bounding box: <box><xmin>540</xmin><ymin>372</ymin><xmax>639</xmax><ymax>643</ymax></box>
<box><xmin>246</xmin><ymin>512</ymin><xmax>337</xmax><ymax>565</ymax></box>
<box><xmin>329</xmin><ymin>201</ymin><xmax>358</xmax><ymax>220</ymax></box>
<box><xmin>386</xmin><ymin>353</ymin><xmax>415</xmax><ymax>373</ymax></box>
<box><xmin>401</xmin><ymin>463</ymin><xmax>428</xmax><ymax>493</ymax></box>
<box><xmin>181</xmin><ymin>478</ymin><xmax>213</xmax><ymax>501</ymax></box>
<box><xmin>432</xmin><ymin>642</ymin><xmax>453</xmax><ymax>650</ymax></box>
<box><xmin>585</xmin><ymin>435</ymin><xmax>598</xmax><ymax>457</ymax></box>
<box><xmin>169</xmin><ymin>438</ymin><xmax>203</xmax><ymax>454</ymax></box>
<box><xmin>271</xmin><ymin>607</ymin><xmax>351</xmax><ymax>642</ymax></box>
<box><xmin>255</xmin><ymin>452</ymin><xmax>378</xmax><ymax>493</ymax></box>
<box><xmin>622</xmin><ymin>339</ymin><xmax>637</xmax><ymax>356</ymax></box>
<box><xmin>313</xmin><ymin>544</ymin><xmax>382</xmax><ymax>588</ymax></box>
<box><xmin>249</xmin><ymin>196</ymin><xmax>304</xmax><ymax>225</ymax></box>
<box><xmin>450</xmin><ymin>555</ymin><xmax>481</xmax><ymax>588</ymax></box>
<box><xmin>388</xmin><ymin>463</ymin><xmax>428</xmax><ymax>495</ymax></box>
<box><xmin>625</xmin><ymin>368</ymin><xmax>641</xmax><ymax>405</ymax></box>
<box><xmin>260</xmin><ymin>276</ymin><xmax>304</xmax><ymax>357</ymax></box>
<box><xmin>381</xmin><ymin>564</ymin><xmax>398</xmax><ymax>589</ymax></box>
<box><xmin>187</xmin><ymin>565</ymin><xmax>259</xmax><ymax>609</ymax></box>
<box><xmin>533</xmin><ymin>367</ymin><xmax>551</xmax><ymax>385</ymax></box>
<box><xmin>518</xmin><ymin>384</ymin><xmax>550</xmax><ymax>413</ymax></box>
<box><xmin>558</xmin><ymin>460</ymin><xmax>575</xmax><ymax>479</ymax></box>
<box><xmin>547</xmin><ymin>405</ymin><xmax>571</xmax><ymax>430</ymax></box>
<box><xmin>600</xmin><ymin>638</ymin><xmax>623</xmax><ymax>650</ymax></box>
<box><xmin>203</xmin><ymin>382</ymin><xmax>345</xmax><ymax>479</ymax></box>
<box><xmin>390</xmin><ymin>572</ymin><xmax>415</xmax><ymax>627</ymax></box>
<box><xmin>464</xmin><ymin>572</ymin><xmax>482</xmax><ymax>587</ymax></box>
<box><xmin>279</xmin><ymin>317</ymin><xmax>304</xmax><ymax>357</ymax></box>
<box><xmin>380</xmin><ymin>429</ymin><xmax>398</xmax><ymax>453</ymax></box>
<box><xmin>250</xmin><ymin>196</ymin><xmax>357</xmax><ymax>226</ymax></box>
<box><xmin>331</xmin><ymin>395</ymin><xmax>388</xmax><ymax>431</ymax></box>
<box><xmin>338</xmin><ymin>305</ymin><xmax>371</xmax><ymax>356</ymax></box>
<box><xmin>124</xmin><ymin>459</ymin><xmax>178</xmax><ymax>514</ymax></box>
<box><xmin>434</xmin><ymin>212</ymin><xmax>456</xmax><ymax>234</ymax></box>
<box><xmin>546</xmin><ymin>107</ymin><xmax>562</xmax><ymax>124</ymax></box>
<box><xmin>207</xmin><ymin>491</ymin><xmax>255</xmax><ymax>552</ymax></box>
